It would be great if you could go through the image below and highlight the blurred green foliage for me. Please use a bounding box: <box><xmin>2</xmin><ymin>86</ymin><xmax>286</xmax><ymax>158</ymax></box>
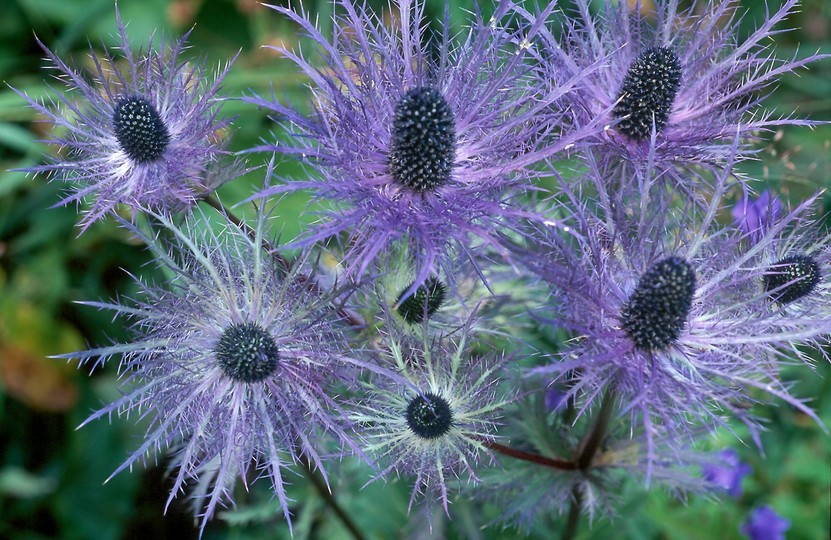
<box><xmin>0</xmin><ymin>0</ymin><xmax>829</xmax><ymax>538</ymax></box>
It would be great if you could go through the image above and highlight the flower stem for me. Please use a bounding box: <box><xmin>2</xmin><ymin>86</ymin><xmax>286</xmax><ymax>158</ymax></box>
<box><xmin>562</xmin><ymin>388</ymin><xmax>618</xmax><ymax>540</ymax></box>
<box><xmin>202</xmin><ymin>194</ymin><xmax>365</xmax><ymax>327</ymax></box>
<box><xmin>202</xmin><ymin>194</ymin><xmax>291</xmax><ymax>272</ymax></box>
<box><xmin>576</xmin><ymin>389</ymin><xmax>616</xmax><ymax>471</ymax></box>
<box><xmin>300</xmin><ymin>456</ymin><xmax>366</xmax><ymax>540</ymax></box>
<box><xmin>562</xmin><ymin>486</ymin><xmax>583</xmax><ymax>540</ymax></box>
<box><xmin>483</xmin><ymin>439</ymin><xmax>577</xmax><ymax>471</ymax></box>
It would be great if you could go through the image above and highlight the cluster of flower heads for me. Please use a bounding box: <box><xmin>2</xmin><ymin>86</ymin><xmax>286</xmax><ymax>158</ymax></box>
<box><xmin>22</xmin><ymin>0</ymin><xmax>830</xmax><ymax>536</ymax></box>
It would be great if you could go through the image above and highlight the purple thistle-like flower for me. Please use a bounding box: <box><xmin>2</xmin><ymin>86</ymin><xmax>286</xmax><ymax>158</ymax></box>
<box><xmin>525</xmin><ymin>158</ymin><xmax>831</xmax><ymax>464</ymax></box>
<box><xmin>62</xmin><ymin>207</ymin><xmax>377</xmax><ymax>534</ymax></box>
<box><xmin>350</xmin><ymin>319</ymin><xmax>511</xmax><ymax>514</ymax></box>
<box><xmin>16</xmin><ymin>9</ymin><xmax>240</xmax><ymax>230</ymax></box>
<box><xmin>733</xmin><ymin>191</ymin><xmax>782</xmax><ymax>241</ymax></box>
<box><xmin>741</xmin><ymin>506</ymin><xmax>791</xmax><ymax>540</ymax></box>
<box><xmin>516</xmin><ymin>0</ymin><xmax>826</xmax><ymax>185</ymax></box>
<box><xmin>739</xmin><ymin>192</ymin><xmax>830</xmax><ymax>315</ymax></box>
<box><xmin>245</xmin><ymin>0</ymin><xmax>600</xmax><ymax>290</ymax></box>
<box><xmin>703</xmin><ymin>449</ymin><xmax>752</xmax><ymax>497</ymax></box>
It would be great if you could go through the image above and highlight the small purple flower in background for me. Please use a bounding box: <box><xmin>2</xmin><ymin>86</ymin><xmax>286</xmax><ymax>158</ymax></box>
<box><xmin>514</xmin><ymin>0</ymin><xmax>826</xmax><ymax>186</ymax></box>
<box><xmin>733</xmin><ymin>191</ymin><xmax>782</xmax><ymax>240</ymax></box>
<box><xmin>63</xmin><ymin>208</ymin><xmax>377</xmax><ymax>534</ymax></box>
<box><xmin>350</xmin><ymin>320</ymin><xmax>511</xmax><ymax>514</ymax></box>
<box><xmin>703</xmin><ymin>449</ymin><xmax>752</xmax><ymax>497</ymax></box>
<box><xmin>741</xmin><ymin>506</ymin><xmax>791</xmax><ymax>540</ymax></box>
<box><xmin>245</xmin><ymin>0</ymin><xmax>599</xmax><ymax>290</ymax></box>
<box><xmin>544</xmin><ymin>384</ymin><xmax>567</xmax><ymax>413</ymax></box>
<box><xmin>16</xmin><ymin>9</ymin><xmax>239</xmax><ymax>230</ymax></box>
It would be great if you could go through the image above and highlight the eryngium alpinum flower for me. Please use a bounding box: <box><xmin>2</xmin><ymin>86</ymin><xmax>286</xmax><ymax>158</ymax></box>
<box><xmin>65</xmin><ymin>209</ymin><xmax>373</xmax><ymax>533</ymax></box>
<box><xmin>728</xmin><ymin>191</ymin><xmax>831</xmax><ymax>349</ymax></box>
<box><xmin>245</xmin><ymin>0</ymin><xmax>599</xmax><ymax>290</ymax></box>
<box><xmin>350</xmin><ymin>320</ymin><xmax>511</xmax><ymax>512</ymax></box>
<box><xmin>17</xmin><ymin>10</ymin><xmax>239</xmax><ymax>229</ymax></box>
<box><xmin>515</xmin><ymin>0</ymin><xmax>825</xmax><ymax>183</ymax></box>
<box><xmin>525</xmin><ymin>162</ymin><xmax>830</xmax><ymax>459</ymax></box>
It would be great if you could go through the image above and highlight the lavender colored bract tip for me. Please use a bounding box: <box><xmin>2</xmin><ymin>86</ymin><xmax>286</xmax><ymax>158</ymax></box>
<box><xmin>733</xmin><ymin>191</ymin><xmax>782</xmax><ymax>240</ymax></box>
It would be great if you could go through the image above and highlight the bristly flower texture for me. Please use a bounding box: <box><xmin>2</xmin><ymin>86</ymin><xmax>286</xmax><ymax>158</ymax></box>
<box><xmin>245</xmin><ymin>0</ymin><xmax>599</xmax><ymax>290</ymax></box>
<box><xmin>350</xmin><ymin>319</ymin><xmax>511</xmax><ymax>513</ymax></box>
<box><xmin>17</xmin><ymin>10</ymin><xmax>239</xmax><ymax>230</ymax></box>
<box><xmin>65</xmin><ymin>208</ymin><xmax>375</xmax><ymax>534</ymax></box>
<box><xmin>517</xmin><ymin>0</ymin><xmax>825</xmax><ymax>185</ymax></box>
<box><xmin>525</xmin><ymin>160</ymin><xmax>831</xmax><ymax>464</ymax></box>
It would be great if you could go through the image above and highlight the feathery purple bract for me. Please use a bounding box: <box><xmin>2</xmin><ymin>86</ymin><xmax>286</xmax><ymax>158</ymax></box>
<box><xmin>245</xmin><ymin>0</ymin><xmax>599</xmax><ymax>290</ymax></box>
<box><xmin>17</xmin><ymin>10</ymin><xmax>239</xmax><ymax>230</ymax></box>
<box><xmin>64</xmin><ymin>207</ymin><xmax>376</xmax><ymax>534</ymax></box>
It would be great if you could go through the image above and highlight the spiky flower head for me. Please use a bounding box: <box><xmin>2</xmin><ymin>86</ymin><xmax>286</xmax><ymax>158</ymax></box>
<box><xmin>349</xmin><ymin>247</ymin><xmax>519</xmax><ymax>339</ymax></box>
<box><xmin>525</xmin><ymin>162</ymin><xmax>831</xmax><ymax>459</ymax></box>
<box><xmin>65</xmin><ymin>207</ymin><xmax>375</xmax><ymax>534</ymax></box>
<box><xmin>350</xmin><ymin>320</ymin><xmax>511</xmax><ymax>512</ymax></box>
<box><xmin>17</xmin><ymin>9</ymin><xmax>240</xmax><ymax>230</ymax></box>
<box><xmin>245</xmin><ymin>0</ymin><xmax>597</xmax><ymax>290</ymax></box>
<box><xmin>517</xmin><ymin>0</ymin><xmax>825</xmax><ymax>187</ymax></box>
<box><xmin>733</xmin><ymin>190</ymin><xmax>831</xmax><ymax>324</ymax></box>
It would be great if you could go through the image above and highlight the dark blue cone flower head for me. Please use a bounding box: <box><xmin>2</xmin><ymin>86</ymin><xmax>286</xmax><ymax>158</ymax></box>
<box><xmin>730</xmin><ymin>190</ymin><xmax>831</xmax><ymax>325</ymax></box>
<box><xmin>524</xmin><ymin>157</ymin><xmax>831</xmax><ymax>464</ymax></box>
<box><xmin>61</xmin><ymin>202</ymin><xmax>382</xmax><ymax>534</ymax></box>
<box><xmin>16</xmin><ymin>9</ymin><xmax>241</xmax><ymax>230</ymax></box>
<box><xmin>514</xmin><ymin>0</ymin><xmax>827</xmax><ymax>188</ymax></box>
<box><xmin>244</xmin><ymin>0</ymin><xmax>601</xmax><ymax>291</ymax></box>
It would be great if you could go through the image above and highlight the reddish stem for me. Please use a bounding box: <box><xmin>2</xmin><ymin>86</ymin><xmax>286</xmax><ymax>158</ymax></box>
<box><xmin>483</xmin><ymin>440</ymin><xmax>578</xmax><ymax>471</ymax></box>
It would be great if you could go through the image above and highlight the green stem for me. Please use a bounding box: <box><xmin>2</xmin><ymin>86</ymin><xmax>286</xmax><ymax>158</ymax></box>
<box><xmin>562</xmin><ymin>389</ymin><xmax>617</xmax><ymax>540</ymax></box>
<box><xmin>202</xmin><ymin>194</ymin><xmax>364</xmax><ymax>327</ymax></box>
<box><xmin>576</xmin><ymin>389</ymin><xmax>616</xmax><ymax>471</ymax></box>
<box><xmin>561</xmin><ymin>486</ymin><xmax>583</xmax><ymax>540</ymax></box>
<box><xmin>300</xmin><ymin>456</ymin><xmax>366</xmax><ymax>540</ymax></box>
